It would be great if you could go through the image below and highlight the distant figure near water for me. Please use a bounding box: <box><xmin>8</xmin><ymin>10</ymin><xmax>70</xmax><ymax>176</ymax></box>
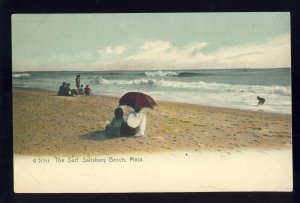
<box><xmin>65</xmin><ymin>83</ymin><xmax>73</xmax><ymax>96</ymax></box>
<box><xmin>75</xmin><ymin>75</ymin><xmax>81</xmax><ymax>89</ymax></box>
<box><xmin>71</xmin><ymin>89</ymin><xmax>78</xmax><ymax>95</ymax></box>
<box><xmin>257</xmin><ymin>96</ymin><xmax>265</xmax><ymax>106</ymax></box>
<box><xmin>84</xmin><ymin>85</ymin><xmax>93</xmax><ymax>96</ymax></box>
<box><xmin>78</xmin><ymin>85</ymin><xmax>84</xmax><ymax>95</ymax></box>
<box><xmin>57</xmin><ymin>82</ymin><xmax>67</xmax><ymax>96</ymax></box>
<box><xmin>57</xmin><ymin>82</ymin><xmax>73</xmax><ymax>96</ymax></box>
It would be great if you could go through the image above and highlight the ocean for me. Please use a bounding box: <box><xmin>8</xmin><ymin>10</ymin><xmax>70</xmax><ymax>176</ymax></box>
<box><xmin>12</xmin><ymin>68</ymin><xmax>291</xmax><ymax>114</ymax></box>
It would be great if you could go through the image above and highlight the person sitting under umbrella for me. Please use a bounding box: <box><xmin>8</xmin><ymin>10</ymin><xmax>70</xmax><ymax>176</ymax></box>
<box><xmin>119</xmin><ymin>92</ymin><xmax>156</xmax><ymax>137</ymax></box>
<box><xmin>105</xmin><ymin>107</ymin><xmax>125</xmax><ymax>138</ymax></box>
<box><xmin>121</xmin><ymin>107</ymin><xmax>147</xmax><ymax>137</ymax></box>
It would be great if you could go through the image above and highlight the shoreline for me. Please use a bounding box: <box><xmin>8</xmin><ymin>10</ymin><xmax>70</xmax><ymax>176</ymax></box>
<box><xmin>13</xmin><ymin>88</ymin><xmax>292</xmax><ymax>156</ymax></box>
<box><xmin>14</xmin><ymin>86</ymin><xmax>291</xmax><ymax>116</ymax></box>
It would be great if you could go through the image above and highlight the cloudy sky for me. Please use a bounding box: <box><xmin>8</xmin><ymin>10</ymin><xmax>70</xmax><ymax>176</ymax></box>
<box><xmin>12</xmin><ymin>13</ymin><xmax>290</xmax><ymax>71</ymax></box>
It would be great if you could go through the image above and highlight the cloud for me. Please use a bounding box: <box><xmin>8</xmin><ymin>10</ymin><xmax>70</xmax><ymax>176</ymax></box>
<box><xmin>13</xmin><ymin>33</ymin><xmax>290</xmax><ymax>71</ymax></box>
<box><xmin>125</xmin><ymin>41</ymin><xmax>211</xmax><ymax>66</ymax></box>
<box><xmin>99</xmin><ymin>46</ymin><xmax>126</xmax><ymax>56</ymax></box>
<box><xmin>115</xmin><ymin>46</ymin><xmax>125</xmax><ymax>54</ymax></box>
<box><xmin>105</xmin><ymin>47</ymin><xmax>113</xmax><ymax>54</ymax></box>
<box><xmin>213</xmin><ymin>33</ymin><xmax>291</xmax><ymax>68</ymax></box>
<box><xmin>119</xmin><ymin>33</ymin><xmax>290</xmax><ymax>69</ymax></box>
<box><xmin>224</xmin><ymin>52</ymin><xmax>262</xmax><ymax>60</ymax></box>
<box><xmin>141</xmin><ymin>41</ymin><xmax>172</xmax><ymax>51</ymax></box>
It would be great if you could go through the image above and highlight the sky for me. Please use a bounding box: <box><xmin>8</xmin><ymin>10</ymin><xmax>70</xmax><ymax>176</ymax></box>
<box><xmin>12</xmin><ymin>13</ymin><xmax>290</xmax><ymax>71</ymax></box>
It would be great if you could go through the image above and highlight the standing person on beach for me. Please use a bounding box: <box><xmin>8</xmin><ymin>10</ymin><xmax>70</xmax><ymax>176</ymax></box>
<box><xmin>75</xmin><ymin>75</ymin><xmax>81</xmax><ymax>89</ymax></box>
<box><xmin>121</xmin><ymin>107</ymin><xmax>146</xmax><ymax>137</ymax></box>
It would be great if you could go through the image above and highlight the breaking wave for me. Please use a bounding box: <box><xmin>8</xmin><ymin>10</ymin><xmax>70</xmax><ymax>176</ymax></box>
<box><xmin>145</xmin><ymin>71</ymin><xmax>178</xmax><ymax>77</ymax></box>
<box><xmin>88</xmin><ymin>76</ymin><xmax>110</xmax><ymax>85</ymax></box>
<box><xmin>177</xmin><ymin>72</ymin><xmax>213</xmax><ymax>77</ymax></box>
<box><xmin>91</xmin><ymin>77</ymin><xmax>291</xmax><ymax>96</ymax></box>
<box><xmin>13</xmin><ymin>73</ymin><xmax>31</xmax><ymax>78</ymax></box>
<box><xmin>145</xmin><ymin>70</ymin><xmax>224</xmax><ymax>77</ymax></box>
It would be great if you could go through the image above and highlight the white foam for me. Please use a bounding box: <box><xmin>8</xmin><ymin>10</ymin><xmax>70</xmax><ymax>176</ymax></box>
<box><xmin>87</xmin><ymin>77</ymin><xmax>291</xmax><ymax>97</ymax></box>
<box><xmin>145</xmin><ymin>70</ymin><xmax>178</xmax><ymax>77</ymax></box>
<box><xmin>13</xmin><ymin>73</ymin><xmax>31</xmax><ymax>78</ymax></box>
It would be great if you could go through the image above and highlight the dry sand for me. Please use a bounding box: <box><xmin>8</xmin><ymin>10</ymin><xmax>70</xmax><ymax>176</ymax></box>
<box><xmin>13</xmin><ymin>88</ymin><xmax>292</xmax><ymax>156</ymax></box>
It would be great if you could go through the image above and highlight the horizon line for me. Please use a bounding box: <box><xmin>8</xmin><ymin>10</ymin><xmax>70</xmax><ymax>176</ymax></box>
<box><xmin>12</xmin><ymin>67</ymin><xmax>291</xmax><ymax>73</ymax></box>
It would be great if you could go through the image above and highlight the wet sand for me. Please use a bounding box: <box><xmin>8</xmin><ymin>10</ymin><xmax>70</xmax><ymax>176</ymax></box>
<box><xmin>13</xmin><ymin>88</ymin><xmax>292</xmax><ymax>156</ymax></box>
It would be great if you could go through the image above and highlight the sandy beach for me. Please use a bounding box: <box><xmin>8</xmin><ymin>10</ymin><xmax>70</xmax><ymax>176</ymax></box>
<box><xmin>13</xmin><ymin>88</ymin><xmax>292</xmax><ymax>156</ymax></box>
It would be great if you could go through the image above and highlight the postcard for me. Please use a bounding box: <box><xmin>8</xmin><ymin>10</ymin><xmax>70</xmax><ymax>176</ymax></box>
<box><xmin>12</xmin><ymin>13</ymin><xmax>292</xmax><ymax>193</ymax></box>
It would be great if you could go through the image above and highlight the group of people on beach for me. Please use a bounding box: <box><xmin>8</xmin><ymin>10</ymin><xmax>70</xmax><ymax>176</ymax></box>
<box><xmin>105</xmin><ymin>106</ymin><xmax>146</xmax><ymax>138</ymax></box>
<box><xmin>57</xmin><ymin>75</ymin><xmax>93</xmax><ymax>96</ymax></box>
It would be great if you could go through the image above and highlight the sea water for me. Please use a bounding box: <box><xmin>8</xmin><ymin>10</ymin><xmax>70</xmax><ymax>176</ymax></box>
<box><xmin>12</xmin><ymin>68</ymin><xmax>291</xmax><ymax>114</ymax></box>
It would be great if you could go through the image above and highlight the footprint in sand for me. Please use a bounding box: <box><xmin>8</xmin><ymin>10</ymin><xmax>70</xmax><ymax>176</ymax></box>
<box><xmin>197</xmin><ymin>143</ymin><xmax>208</xmax><ymax>148</ymax></box>
<box><xmin>150</xmin><ymin>136</ymin><xmax>165</xmax><ymax>142</ymax></box>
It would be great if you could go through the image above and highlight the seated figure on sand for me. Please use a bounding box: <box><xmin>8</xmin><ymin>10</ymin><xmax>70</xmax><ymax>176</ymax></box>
<box><xmin>121</xmin><ymin>107</ymin><xmax>146</xmax><ymax>137</ymax></box>
<box><xmin>105</xmin><ymin>107</ymin><xmax>125</xmax><ymax>138</ymax></box>
<box><xmin>62</xmin><ymin>83</ymin><xmax>73</xmax><ymax>96</ymax></box>
<box><xmin>57</xmin><ymin>82</ymin><xmax>67</xmax><ymax>96</ymax></box>
<box><xmin>257</xmin><ymin>96</ymin><xmax>265</xmax><ymax>106</ymax></box>
<box><xmin>84</xmin><ymin>85</ymin><xmax>93</xmax><ymax>96</ymax></box>
<box><xmin>78</xmin><ymin>85</ymin><xmax>84</xmax><ymax>95</ymax></box>
<box><xmin>71</xmin><ymin>88</ymin><xmax>78</xmax><ymax>95</ymax></box>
